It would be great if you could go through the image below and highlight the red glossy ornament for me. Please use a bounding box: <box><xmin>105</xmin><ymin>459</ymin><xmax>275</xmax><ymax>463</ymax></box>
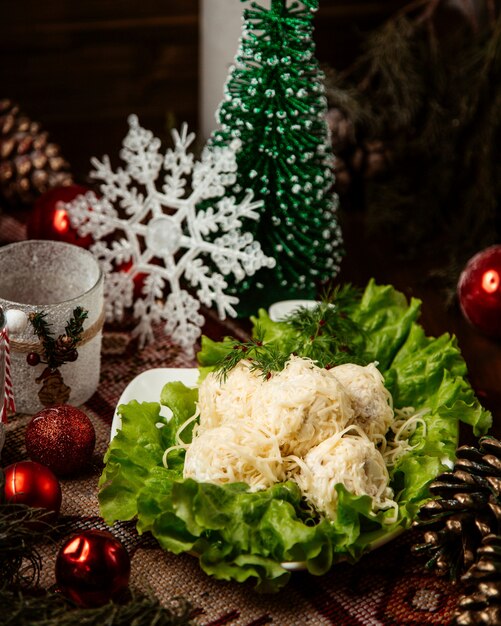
<box><xmin>3</xmin><ymin>460</ymin><xmax>62</xmax><ymax>515</ymax></box>
<box><xmin>26</xmin><ymin>351</ymin><xmax>41</xmax><ymax>366</ymax></box>
<box><xmin>55</xmin><ymin>530</ymin><xmax>131</xmax><ymax>607</ymax></box>
<box><xmin>25</xmin><ymin>404</ymin><xmax>96</xmax><ymax>476</ymax></box>
<box><xmin>27</xmin><ymin>184</ymin><xmax>94</xmax><ymax>248</ymax></box>
<box><xmin>458</xmin><ymin>245</ymin><xmax>501</xmax><ymax>339</ymax></box>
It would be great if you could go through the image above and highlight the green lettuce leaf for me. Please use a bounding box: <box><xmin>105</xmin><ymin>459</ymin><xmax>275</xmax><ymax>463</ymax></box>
<box><xmin>99</xmin><ymin>280</ymin><xmax>492</xmax><ymax>592</ymax></box>
<box><xmin>99</xmin><ymin>401</ymin><xmax>166</xmax><ymax>523</ymax></box>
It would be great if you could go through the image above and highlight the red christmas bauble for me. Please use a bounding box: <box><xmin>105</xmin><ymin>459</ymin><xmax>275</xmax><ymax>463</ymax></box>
<box><xmin>25</xmin><ymin>404</ymin><xmax>96</xmax><ymax>476</ymax></box>
<box><xmin>458</xmin><ymin>245</ymin><xmax>501</xmax><ymax>339</ymax></box>
<box><xmin>3</xmin><ymin>460</ymin><xmax>62</xmax><ymax>515</ymax></box>
<box><xmin>55</xmin><ymin>530</ymin><xmax>131</xmax><ymax>607</ymax></box>
<box><xmin>27</xmin><ymin>184</ymin><xmax>94</xmax><ymax>247</ymax></box>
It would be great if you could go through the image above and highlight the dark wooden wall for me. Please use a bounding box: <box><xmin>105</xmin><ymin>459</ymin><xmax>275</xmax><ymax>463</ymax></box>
<box><xmin>0</xmin><ymin>1</ymin><xmax>403</xmax><ymax>182</ymax></box>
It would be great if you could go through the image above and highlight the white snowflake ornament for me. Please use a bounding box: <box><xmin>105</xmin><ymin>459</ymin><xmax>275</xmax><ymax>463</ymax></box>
<box><xmin>66</xmin><ymin>115</ymin><xmax>275</xmax><ymax>356</ymax></box>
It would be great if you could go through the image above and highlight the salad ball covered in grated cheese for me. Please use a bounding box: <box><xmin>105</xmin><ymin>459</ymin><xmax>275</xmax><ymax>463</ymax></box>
<box><xmin>330</xmin><ymin>363</ymin><xmax>394</xmax><ymax>442</ymax></box>
<box><xmin>183</xmin><ymin>422</ymin><xmax>285</xmax><ymax>491</ymax></box>
<box><xmin>253</xmin><ymin>355</ymin><xmax>354</xmax><ymax>457</ymax></box>
<box><xmin>197</xmin><ymin>360</ymin><xmax>262</xmax><ymax>432</ymax></box>
<box><xmin>294</xmin><ymin>432</ymin><xmax>395</xmax><ymax>520</ymax></box>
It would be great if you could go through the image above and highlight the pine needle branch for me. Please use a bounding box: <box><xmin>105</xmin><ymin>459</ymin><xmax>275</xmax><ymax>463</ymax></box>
<box><xmin>1</xmin><ymin>589</ymin><xmax>195</xmax><ymax>626</ymax></box>
<box><xmin>64</xmin><ymin>306</ymin><xmax>88</xmax><ymax>343</ymax></box>
<box><xmin>0</xmin><ymin>503</ymin><xmax>59</xmax><ymax>588</ymax></box>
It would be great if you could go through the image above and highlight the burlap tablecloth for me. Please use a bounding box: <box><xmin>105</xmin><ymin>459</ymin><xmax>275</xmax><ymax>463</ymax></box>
<box><xmin>1</xmin><ymin>323</ymin><xmax>465</xmax><ymax>626</ymax></box>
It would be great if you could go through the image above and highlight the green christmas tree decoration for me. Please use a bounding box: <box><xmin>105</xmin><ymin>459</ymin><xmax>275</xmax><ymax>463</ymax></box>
<box><xmin>209</xmin><ymin>0</ymin><xmax>343</xmax><ymax>312</ymax></box>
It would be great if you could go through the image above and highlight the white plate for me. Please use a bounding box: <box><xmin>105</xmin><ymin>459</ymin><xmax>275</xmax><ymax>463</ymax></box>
<box><xmin>111</xmin><ymin>367</ymin><xmax>198</xmax><ymax>440</ymax></box>
<box><xmin>111</xmin><ymin>366</ymin><xmax>404</xmax><ymax>568</ymax></box>
<box><xmin>268</xmin><ymin>299</ymin><xmax>318</xmax><ymax>322</ymax></box>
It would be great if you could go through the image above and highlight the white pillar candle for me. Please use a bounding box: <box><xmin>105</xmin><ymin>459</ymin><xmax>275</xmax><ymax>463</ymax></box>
<box><xmin>200</xmin><ymin>0</ymin><xmax>243</xmax><ymax>140</ymax></box>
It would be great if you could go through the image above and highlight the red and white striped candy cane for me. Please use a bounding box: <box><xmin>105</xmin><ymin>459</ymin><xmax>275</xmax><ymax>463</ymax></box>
<box><xmin>1</xmin><ymin>326</ymin><xmax>15</xmax><ymax>422</ymax></box>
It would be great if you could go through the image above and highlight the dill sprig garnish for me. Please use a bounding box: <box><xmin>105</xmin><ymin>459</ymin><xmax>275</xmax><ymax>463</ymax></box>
<box><xmin>215</xmin><ymin>284</ymin><xmax>368</xmax><ymax>379</ymax></box>
<box><xmin>216</xmin><ymin>327</ymin><xmax>289</xmax><ymax>381</ymax></box>
<box><xmin>284</xmin><ymin>284</ymin><xmax>367</xmax><ymax>367</ymax></box>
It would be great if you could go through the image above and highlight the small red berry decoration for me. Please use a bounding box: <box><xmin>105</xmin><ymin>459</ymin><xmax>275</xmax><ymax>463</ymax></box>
<box><xmin>26</xmin><ymin>351</ymin><xmax>41</xmax><ymax>366</ymax></box>
<box><xmin>3</xmin><ymin>460</ymin><xmax>62</xmax><ymax>515</ymax></box>
<box><xmin>458</xmin><ymin>245</ymin><xmax>501</xmax><ymax>339</ymax></box>
<box><xmin>55</xmin><ymin>530</ymin><xmax>131</xmax><ymax>607</ymax></box>
<box><xmin>25</xmin><ymin>404</ymin><xmax>96</xmax><ymax>476</ymax></box>
<box><xmin>27</xmin><ymin>184</ymin><xmax>94</xmax><ymax>248</ymax></box>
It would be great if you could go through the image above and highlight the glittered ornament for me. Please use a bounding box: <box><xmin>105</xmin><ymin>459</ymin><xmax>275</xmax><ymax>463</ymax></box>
<box><xmin>25</xmin><ymin>404</ymin><xmax>96</xmax><ymax>476</ymax></box>
<box><xmin>27</xmin><ymin>184</ymin><xmax>94</xmax><ymax>247</ymax></box>
<box><xmin>3</xmin><ymin>460</ymin><xmax>62</xmax><ymax>515</ymax></box>
<box><xmin>458</xmin><ymin>245</ymin><xmax>501</xmax><ymax>339</ymax></box>
<box><xmin>55</xmin><ymin>530</ymin><xmax>131</xmax><ymax>607</ymax></box>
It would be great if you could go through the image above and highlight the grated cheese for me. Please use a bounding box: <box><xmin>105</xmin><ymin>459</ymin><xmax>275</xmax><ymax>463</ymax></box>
<box><xmin>183</xmin><ymin>422</ymin><xmax>285</xmax><ymax>491</ymax></box>
<box><xmin>170</xmin><ymin>355</ymin><xmax>421</xmax><ymax>524</ymax></box>
<box><xmin>330</xmin><ymin>362</ymin><xmax>394</xmax><ymax>442</ymax></box>
<box><xmin>197</xmin><ymin>360</ymin><xmax>262</xmax><ymax>432</ymax></box>
<box><xmin>252</xmin><ymin>355</ymin><xmax>354</xmax><ymax>457</ymax></box>
<box><xmin>292</xmin><ymin>428</ymin><xmax>397</xmax><ymax>521</ymax></box>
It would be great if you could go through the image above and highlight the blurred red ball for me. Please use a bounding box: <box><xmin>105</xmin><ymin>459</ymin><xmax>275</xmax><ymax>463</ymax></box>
<box><xmin>458</xmin><ymin>245</ymin><xmax>501</xmax><ymax>339</ymax></box>
<box><xmin>3</xmin><ymin>460</ymin><xmax>62</xmax><ymax>515</ymax></box>
<box><xmin>25</xmin><ymin>404</ymin><xmax>96</xmax><ymax>476</ymax></box>
<box><xmin>56</xmin><ymin>530</ymin><xmax>131</xmax><ymax>607</ymax></box>
<box><xmin>27</xmin><ymin>184</ymin><xmax>94</xmax><ymax>248</ymax></box>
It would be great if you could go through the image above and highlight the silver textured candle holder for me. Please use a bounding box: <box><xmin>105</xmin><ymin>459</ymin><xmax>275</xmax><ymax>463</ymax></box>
<box><xmin>0</xmin><ymin>240</ymin><xmax>104</xmax><ymax>415</ymax></box>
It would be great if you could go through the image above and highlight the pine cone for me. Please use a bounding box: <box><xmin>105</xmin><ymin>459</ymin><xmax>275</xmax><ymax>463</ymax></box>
<box><xmin>0</xmin><ymin>99</ymin><xmax>73</xmax><ymax>206</ymax></box>
<box><xmin>412</xmin><ymin>436</ymin><xmax>501</xmax><ymax>580</ymax></box>
<box><xmin>54</xmin><ymin>334</ymin><xmax>78</xmax><ymax>362</ymax></box>
<box><xmin>453</xmin><ymin>534</ymin><xmax>501</xmax><ymax>626</ymax></box>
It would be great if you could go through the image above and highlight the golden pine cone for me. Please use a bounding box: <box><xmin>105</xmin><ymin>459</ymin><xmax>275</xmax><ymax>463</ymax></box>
<box><xmin>0</xmin><ymin>99</ymin><xmax>73</xmax><ymax>206</ymax></box>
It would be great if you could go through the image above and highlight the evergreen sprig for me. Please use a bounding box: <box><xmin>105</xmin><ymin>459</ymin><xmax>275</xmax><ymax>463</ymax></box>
<box><xmin>0</xmin><ymin>502</ymin><xmax>58</xmax><ymax>588</ymax></box>
<box><xmin>215</xmin><ymin>284</ymin><xmax>366</xmax><ymax>380</ymax></box>
<box><xmin>29</xmin><ymin>306</ymin><xmax>88</xmax><ymax>370</ymax></box>
<box><xmin>325</xmin><ymin>1</ymin><xmax>501</xmax><ymax>295</ymax></box>
<box><xmin>1</xmin><ymin>589</ymin><xmax>195</xmax><ymax>626</ymax></box>
<box><xmin>64</xmin><ymin>306</ymin><xmax>88</xmax><ymax>343</ymax></box>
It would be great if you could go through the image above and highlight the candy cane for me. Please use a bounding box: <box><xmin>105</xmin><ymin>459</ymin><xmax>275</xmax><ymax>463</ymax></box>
<box><xmin>1</xmin><ymin>326</ymin><xmax>15</xmax><ymax>422</ymax></box>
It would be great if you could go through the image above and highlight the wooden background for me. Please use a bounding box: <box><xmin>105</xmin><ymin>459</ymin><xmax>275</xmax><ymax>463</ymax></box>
<box><xmin>0</xmin><ymin>1</ymin><xmax>404</xmax><ymax>180</ymax></box>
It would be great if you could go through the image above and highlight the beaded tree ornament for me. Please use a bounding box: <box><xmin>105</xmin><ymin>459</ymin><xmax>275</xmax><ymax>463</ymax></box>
<box><xmin>208</xmin><ymin>0</ymin><xmax>343</xmax><ymax>311</ymax></box>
